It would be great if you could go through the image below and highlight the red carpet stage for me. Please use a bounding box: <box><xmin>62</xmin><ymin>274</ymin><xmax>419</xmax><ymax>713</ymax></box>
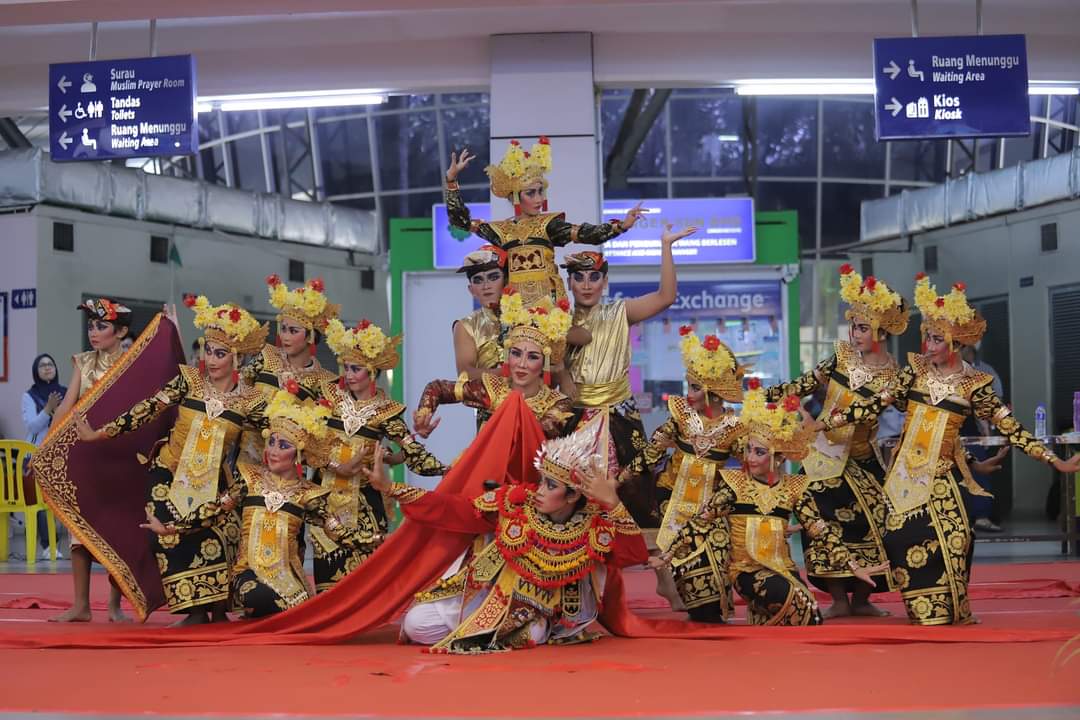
<box><xmin>2</xmin><ymin>561</ymin><xmax>1079</xmax><ymax>716</ymax></box>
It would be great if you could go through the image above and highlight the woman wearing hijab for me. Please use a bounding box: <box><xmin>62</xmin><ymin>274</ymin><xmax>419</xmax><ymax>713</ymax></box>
<box><xmin>21</xmin><ymin>354</ymin><xmax>68</xmax><ymax>555</ymax></box>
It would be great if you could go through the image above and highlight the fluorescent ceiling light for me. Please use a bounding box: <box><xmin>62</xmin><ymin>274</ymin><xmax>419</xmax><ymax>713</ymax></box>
<box><xmin>1028</xmin><ymin>83</ymin><xmax>1079</xmax><ymax>96</ymax></box>
<box><xmin>197</xmin><ymin>89</ymin><xmax>386</xmax><ymax>113</ymax></box>
<box><xmin>734</xmin><ymin>79</ymin><xmax>875</xmax><ymax>96</ymax></box>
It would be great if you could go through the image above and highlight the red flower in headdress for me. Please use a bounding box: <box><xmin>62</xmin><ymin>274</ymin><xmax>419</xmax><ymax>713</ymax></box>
<box><xmin>510</xmin><ymin>140</ymin><xmax>520</xmax><ymax>146</ymax></box>
<box><xmin>679</xmin><ymin>325</ymin><xmax>693</xmax><ymax>336</ymax></box>
<box><xmin>523</xmin><ymin>151</ymin><xmax>530</xmax><ymax>159</ymax></box>
<box><xmin>953</xmin><ymin>282</ymin><xmax>966</xmax><ymax>292</ymax></box>
<box><xmin>864</xmin><ymin>276</ymin><xmax>877</xmax><ymax>290</ymax></box>
<box><xmin>229</xmin><ymin>308</ymin><xmax>242</xmax><ymax>323</ymax></box>
<box><xmin>318</xmin><ymin>398</ymin><xmax>333</xmax><ymax>409</ymax></box>
<box><xmin>538</xmin><ymin>136</ymin><xmax>550</xmax><ymax>145</ymax></box>
<box><xmin>840</xmin><ymin>263</ymin><xmax>854</xmax><ymax>275</ymax></box>
<box><xmin>284</xmin><ymin>378</ymin><xmax>301</xmax><ymax>396</ymax></box>
<box><xmin>935</xmin><ymin>298</ymin><xmax>945</xmax><ymax>307</ymax></box>
<box><xmin>357</xmin><ymin>319</ymin><xmax>372</xmax><ymax>330</ymax></box>
<box><xmin>309</xmin><ymin>278</ymin><xmax>325</xmax><ymax>293</ymax></box>
<box><xmin>766</xmin><ymin>403</ymin><xmax>777</xmax><ymax>411</ymax></box>
<box><xmin>702</xmin><ymin>335</ymin><xmax>721</xmax><ymax>352</ymax></box>
<box><xmin>182</xmin><ymin>294</ymin><xmax>197</xmax><ymax>308</ymax></box>
<box><xmin>556</xmin><ymin>298</ymin><xmax>571</xmax><ymax>312</ymax></box>
<box><xmin>508</xmin><ymin>485</ymin><xmax>528</xmax><ymax>505</ymax></box>
<box><xmin>532</xmin><ymin>306</ymin><xmax>548</xmax><ymax>315</ymax></box>
<box><xmin>747</xmin><ymin>377</ymin><xmax>761</xmax><ymax>391</ymax></box>
<box><xmin>915</xmin><ymin>272</ymin><xmax>927</xmax><ymax>280</ymax></box>
<box><xmin>502</xmin><ymin>287</ymin><xmax>516</xmax><ymax>296</ymax></box>
<box><xmin>266</xmin><ymin>274</ymin><xmax>281</xmax><ymax>287</ymax></box>
<box><xmin>783</xmin><ymin>395</ymin><xmax>801</xmax><ymax>412</ymax></box>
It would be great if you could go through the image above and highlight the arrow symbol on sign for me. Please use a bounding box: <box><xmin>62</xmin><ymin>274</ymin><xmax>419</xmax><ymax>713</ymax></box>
<box><xmin>57</xmin><ymin>103</ymin><xmax>72</xmax><ymax>123</ymax></box>
<box><xmin>58</xmin><ymin>131</ymin><xmax>72</xmax><ymax>150</ymax></box>
<box><xmin>57</xmin><ymin>75</ymin><xmax>72</xmax><ymax>94</ymax></box>
<box><xmin>885</xmin><ymin>98</ymin><xmax>903</xmax><ymax>117</ymax></box>
<box><xmin>882</xmin><ymin>60</ymin><xmax>901</xmax><ymax>80</ymax></box>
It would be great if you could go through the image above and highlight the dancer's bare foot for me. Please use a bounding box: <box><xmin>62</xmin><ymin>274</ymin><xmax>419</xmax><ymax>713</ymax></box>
<box><xmin>170</xmin><ymin>611</ymin><xmax>209</xmax><ymax>627</ymax></box>
<box><xmin>821</xmin><ymin>601</ymin><xmax>852</xmax><ymax>619</ymax></box>
<box><xmin>108</xmin><ymin>607</ymin><xmax>132</xmax><ymax>623</ymax></box>
<box><xmin>653</xmin><ymin>564</ymin><xmax>686</xmax><ymax>612</ymax></box>
<box><xmin>851</xmin><ymin>600</ymin><xmax>891</xmax><ymax>617</ymax></box>
<box><xmin>49</xmin><ymin>606</ymin><xmax>91</xmax><ymax>623</ymax></box>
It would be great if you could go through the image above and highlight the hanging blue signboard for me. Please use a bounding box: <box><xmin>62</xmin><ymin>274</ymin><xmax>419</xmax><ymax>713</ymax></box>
<box><xmin>433</xmin><ymin>197</ymin><xmax>755</xmax><ymax>269</ymax></box>
<box><xmin>873</xmin><ymin>34</ymin><xmax>1030</xmax><ymax>140</ymax></box>
<box><xmin>49</xmin><ymin>54</ymin><xmax>198</xmax><ymax>162</ymax></box>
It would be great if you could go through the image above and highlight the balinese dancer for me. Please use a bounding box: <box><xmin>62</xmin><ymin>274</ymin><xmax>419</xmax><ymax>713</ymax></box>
<box><xmin>241</xmin><ymin>275</ymin><xmax>339</xmax><ymax>459</ymax></box>
<box><xmin>620</xmin><ymin>328</ymin><xmax>748</xmax><ymax>622</ymax></box>
<box><xmin>654</xmin><ymin>385</ymin><xmax>884</xmax><ymax>626</ymax></box>
<box><xmin>764</xmin><ymin>265</ymin><xmax>907</xmax><ymax>618</ymax></box>
<box><xmin>50</xmin><ymin>299</ymin><xmax>134</xmax><ymax>624</ymax></box>
<box><xmin>414</xmin><ymin>289</ymin><xmax>574</xmax><ymax>440</ymax></box>
<box><xmin>75</xmin><ymin>297</ymin><xmax>268</xmax><ymax>625</ymax></box>
<box><xmin>313</xmin><ymin>318</ymin><xmax>447</xmax><ymax>592</ymax></box>
<box><xmin>367</xmin><ymin>412</ymin><xmax>647</xmax><ymax>653</ymax></box>
<box><xmin>815</xmin><ymin>275</ymin><xmax>1080</xmax><ymax>625</ymax></box>
<box><xmin>561</xmin><ymin>224</ymin><xmax>697</xmax><ymax>526</ymax></box>
<box><xmin>443</xmin><ymin>140</ymin><xmax>644</xmax><ymax>307</ymax></box>
<box><xmin>453</xmin><ymin>245</ymin><xmax>508</xmax><ymax>381</ymax></box>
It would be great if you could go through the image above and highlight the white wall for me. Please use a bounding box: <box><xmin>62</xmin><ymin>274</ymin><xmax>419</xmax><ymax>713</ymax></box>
<box><xmin>0</xmin><ymin>212</ymin><xmax>39</xmax><ymax>439</ymax></box>
<box><xmin>855</xmin><ymin>198</ymin><xmax>1080</xmax><ymax>517</ymax></box>
<box><xmin>0</xmin><ymin>204</ymin><xmax>386</xmax><ymax>437</ymax></box>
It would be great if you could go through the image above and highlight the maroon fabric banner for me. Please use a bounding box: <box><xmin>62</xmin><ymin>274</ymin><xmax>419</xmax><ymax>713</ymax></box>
<box><xmin>31</xmin><ymin>314</ymin><xmax>185</xmax><ymax>621</ymax></box>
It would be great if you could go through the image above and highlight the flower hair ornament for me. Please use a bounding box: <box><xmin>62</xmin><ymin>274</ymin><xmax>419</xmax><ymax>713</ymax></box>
<box><xmin>485</xmin><ymin>137</ymin><xmax>553</xmax><ymax>215</ymax></box>
<box><xmin>838</xmin><ymin>264</ymin><xmax>909</xmax><ymax>349</ymax></box>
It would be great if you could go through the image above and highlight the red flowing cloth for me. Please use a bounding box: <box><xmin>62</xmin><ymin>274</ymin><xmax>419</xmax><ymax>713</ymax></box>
<box><xmin>0</xmin><ymin>391</ymin><xmax>545</xmax><ymax>648</ymax></box>
<box><xmin>30</xmin><ymin>314</ymin><xmax>185</xmax><ymax>621</ymax></box>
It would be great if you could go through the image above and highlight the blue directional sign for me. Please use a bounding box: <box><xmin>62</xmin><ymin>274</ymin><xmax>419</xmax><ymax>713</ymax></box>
<box><xmin>873</xmin><ymin>34</ymin><xmax>1030</xmax><ymax>140</ymax></box>
<box><xmin>49</xmin><ymin>54</ymin><xmax>198</xmax><ymax>162</ymax></box>
<box><xmin>10</xmin><ymin>288</ymin><xmax>37</xmax><ymax>310</ymax></box>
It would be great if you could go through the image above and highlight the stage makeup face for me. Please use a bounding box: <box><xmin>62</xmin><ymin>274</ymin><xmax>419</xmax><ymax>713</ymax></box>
<box><xmin>203</xmin><ymin>340</ymin><xmax>235</xmax><ymax>383</ymax></box>
<box><xmin>507</xmin><ymin>338</ymin><xmax>544</xmax><ymax>390</ymax></box>
<box><xmin>278</xmin><ymin>320</ymin><xmax>309</xmax><ymax>357</ymax></box>
<box><xmin>344</xmin><ymin>362</ymin><xmax>373</xmax><ymax>396</ymax></box>
<box><xmin>265</xmin><ymin>432</ymin><xmax>298</xmax><ymax>475</ymax></box>
<box><xmin>467</xmin><ymin>268</ymin><xmax>506</xmax><ymax>308</ymax></box>
<box><xmin>87</xmin><ymin>318</ymin><xmax>127</xmax><ymax>352</ymax></box>
<box><xmin>745</xmin><ymin>437</ymin><xmax>774</xmax><ymax>481</ymax></box>
<box><xmin>532</xmin><ymin>474</ymin><xmax>582</xmax><ymax>520</ymax></box>
<box><xmin>518</xmin><ymin>181</ymin><xmax>546</xmax><ymax>216</ymax></box>
<box><xmin>568</xmin><ymin>269</ymin><xmax>607</xmax><ymax>308</ymax></box>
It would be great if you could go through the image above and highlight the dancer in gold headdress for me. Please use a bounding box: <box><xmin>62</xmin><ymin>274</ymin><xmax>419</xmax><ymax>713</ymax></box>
<box><xmin>313</xmin><ymin>318</ymin><xmax>446</xmax><ymax>592</ymax></box>
<box><xmin>765</xmin><ymin>265</ymin><xmax>908</xmax><ymax>618</ymax></box>
<box><xmin>369</xmin><ymin>412</ymin><xmax>647</xmax><ymax>653</ymax></box>
<box><xmin>76</xmin><ymin>297</ymin><xmax>268</xmax><ymax>624</ymax></box>
<box><xmin>443</xmin><ymin>139</ymin><xmax>645</xmax><ymax>307</ymax></box>
<box><xmin>414</xmin><ymin>289</ymin><xmax>574</xmax><ymax>440</ymax></box>
<box><xmin>655</xmin><ymin>385</ymin><xmax>884</xmax><ymax>625</ymax></box>
<box><xmin>621</xmin><ymin>328</ymin><xmax>748</xmax><ymax>622</ymax></box>
<box><xmin>816</xmin><ymin>275</ymin><xmax>1080</xmax><ymax>625</ymax></box>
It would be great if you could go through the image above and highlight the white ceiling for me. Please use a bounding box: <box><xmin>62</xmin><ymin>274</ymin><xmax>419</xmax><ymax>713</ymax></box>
<box><xmin>0</xmin><ymin>0</ymin><xmax>1077</xmax><ymax>113</ymax></box>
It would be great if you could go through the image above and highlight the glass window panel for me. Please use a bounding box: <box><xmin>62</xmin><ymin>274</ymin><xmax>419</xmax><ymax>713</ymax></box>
<box><xmin>374</xmin><ymin>110</ymin><xmax>441</xmax><ymax>191</ymax></box>
<box><xmin>318</xmin><ymin>117</ymin><xmax>374</xmax><ymax>196</ymax></box>
<box><xmin>441</xmin><ymin>104</ymin><xmax>491</xmax><ymax>173</ymax></box>
<box><xmin>820</xmin><ymin>182</ymin><xmax>884</xmax><ymax>248</ymax></box>
<box><xmin>229</xmin><ymin>135</ymin><xmax>266</xmax><ymax>194</ymax></box>
<box><xmin>380</xmin><ymin>94</ymin><xmax>435</xmax><ymax>111</ymax></box>
<box><xmin>600</xmin><ymin>93</ymin><xmax>668</xmax><ymax>180</ymax></box>
<box><xmin>822</xmin><ymin>100</ymin><xmax>885</xmax><ymax>179</ymax></box>
<box><xmin>890</xmin><ymin>139</ymin><xmax>947</xmax><ymax>183</ymax></box>
<box><xmin>755</xmin><ymin>180</ymin><xmax>817</xmax><ymax>252</ymax></box>
<box><xmin>336</xmin><ymin>197</ymin><xmax>376</xmax><ymax>211</ymax></box>
<box><xmin>442</xmin><ymin>93</ymin><xmax>488</xmax><ymax>105</ymax></box>
<box><xmin>672</xmin><ymin>180</ymin><xmax>748</xmax><ymax>198</ymax></box>
<box><xmin>669</xmin><ymin>96</ymin><xmax>744</xmax><ymax>177</ymax></box>
<box><xmin>755</xmin><ymin>98</ymin><xmax>817</xmax><ymax>177</ymax></box>
<box><xmin>604</xmin><ymin>181</ymin><xmax>668</xmax><ymax>201</ymax></box>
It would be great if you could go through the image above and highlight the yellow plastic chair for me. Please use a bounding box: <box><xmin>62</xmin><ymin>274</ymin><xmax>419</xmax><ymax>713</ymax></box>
<box><xmin>0</xmin><ymin>439</ymin><xmax>58</xmax><ymax>563</ymax></box>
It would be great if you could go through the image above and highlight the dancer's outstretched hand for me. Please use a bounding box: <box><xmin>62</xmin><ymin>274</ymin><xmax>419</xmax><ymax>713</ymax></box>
<box><xmin>971</xmin><ymin>447</ymin><xmax>1009</xmax><ymax>475</ymax></box>
<box><xmin>74</xmin><ymin>414</ymin><xmax>105</xmax><ymax>443</ymax></box>
<box><xmin>446</xmin><ymin>149</ymin><xmax>475</xmax><ymax>182</ymax></box>
<box><xmin>412</xmin><ymin>409</ymin><xmax>440</xmax><ymax>438</ymax></box>
<box><xmin>1053</xmin><ymin>452</ymin><xmax>1080</xmax><ymax>474</ymax></box>
<box><xmin>362</xmin><ymin>446</ymin><xmax>392</xmax><ymax>494</ymax></box>
<box><xmin>661</xmin><ymin>222</ymin><xmax>697</xmax><ymax>246</ymax></box>
<box><xmin>852</xmin><ymin>560</ymin><xmax>889</xmax><ymax>587</ymax></box>
<box><xmin>140</xmin><ymin>508</ymin><xmax>178</xmax><ymax>536</ymax></box>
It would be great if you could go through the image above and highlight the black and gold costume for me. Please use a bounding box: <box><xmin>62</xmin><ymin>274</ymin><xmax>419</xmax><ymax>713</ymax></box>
<box><xmin>766</xmin><ymin>341</ymin><xmax>897</xmax><ymax>593</ymax></box>
<box><xmin>623</xmin><ymin>396</ymin><xmax>746</xmax><ymax>618</ymax></box>
<box><xmin>826</xmin><ymin>353</ymin><xmax>1056</xmax><ymax>624</ymax></box>
<box><xmin>102</xmin><ymin>366</ymin><xmax>266</xmax><ymax>614</ymax></box>
<box><xmin>445</xmin><ymin>184</ymin><xmax>626</xmax><ymax>307</ymax></box>
<box><xmin>313</xmin><ymin>383</ymin><xmax>446</xmax><ymax>592</ymax></box>
<box><xmin>669</xmin><ymin>469</ymin><xmax>851</xmax><ymax>626</ymax></box>
<box><xmin>230</xmin><ymin>461</ymin><xmax>380</xmax><ymax>617</ymax></box>
<box><xmin>417</xmin><ymin>373</ymin><xmax>574</xmax><ymax>439</ymax></box>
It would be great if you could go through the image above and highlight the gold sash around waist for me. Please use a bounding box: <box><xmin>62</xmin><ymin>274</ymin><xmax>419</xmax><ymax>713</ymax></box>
<box><xmin>575</xmin><ymin>377</ymin><xmax>632</xmax><ymax>408</ymax></box>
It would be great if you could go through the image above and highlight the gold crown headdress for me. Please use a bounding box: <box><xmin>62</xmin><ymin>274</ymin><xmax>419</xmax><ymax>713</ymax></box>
<box><xmin>485</xmin><ymin>137</ymin><xmax>552</xmax><ymax>210</ymax></box>
<box><xmin>266</xmin><ymin>275</ymin><xmax>341</xmax><ymax>339</ymax></box>
<box><xmin>839</xmin><ymin>264</ymin><xmax>909</xmax><ymax>337</ymax></box>
<box><xmin>500</xmin><ymin>289</ymin><xmax>572</xmax><ymax>382</ymax></box>
<box><xmin>263</xmin><ymin>388</ymin><xmax>334</xmax><ymax>470</ymax></box>
<box><xmin>913</xmin><ymin>273</ymin><xmax>986</xmax><ymax>347</ymax></box>
<box><xmin>533</xmin><ymin>411</ymin><xmax>610</xmax><ymax>492</ymax></box>
<box><xmin>185</xmin><ymin>295</ymin><xmax>269</xmax><ymax>356</ymax></box>
<box><xmin>739</xmin><ymin>381</ymin><xmax>812</xmax><ymax>461</ymax></box>
<box><xmin>78</xmin><ymin>298</ymin><xmax>133</xmax><ymax>326</ymax></box>
<box><xmin>678</xmin><ymin>327</ymin><xmax>744</xmax><ymax>403</ymax></box>
<box><xmin>325</xmin><ymin>318</ymin><xmax>401</xmax><ymax>373</ymax></box>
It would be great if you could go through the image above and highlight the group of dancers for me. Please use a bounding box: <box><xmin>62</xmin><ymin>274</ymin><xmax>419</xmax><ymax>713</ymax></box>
<box><xmin>35</xmin><ymin>137</ymin><xmax>1079</xmax><ymax>653</ymax></box>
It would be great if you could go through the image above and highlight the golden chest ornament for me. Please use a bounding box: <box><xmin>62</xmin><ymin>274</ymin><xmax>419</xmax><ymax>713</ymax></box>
<box><xmin>339</xmin><ymin>395</ymin><xmax>383</xmax><ymax>438</ymax></box>
<box><xmin>925</xmin><ymin>371</ymin><xmax>965</xmax><ymax>406</ymax></box>
<box><xmin>683</xmin><ymin>407</ymin><xmax>740</xmax><ymax>458</ymax></box>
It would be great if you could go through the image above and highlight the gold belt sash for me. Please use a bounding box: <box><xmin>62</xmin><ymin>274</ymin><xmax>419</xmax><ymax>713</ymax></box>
<box><xmin>884</xmin><ymin>402</ymin><xmax>950</xmax><ymax>513</ymax></box>
<box><xmin>169</xmin><ymin>416</ymin><xmax>227</xmax><ymax>517</ymax></box>
<box><xmin>656</xmin><ymin>451</ymin><xmax>718</xmax><ymax>551</ymax></box>
<box><xmin>576</xmin><ymin>377</ymin><xmax>632</xmax><ymax>408</ymax></box>
<box><xmin>743</xmin><ymin>515</ymin><xmax>793</xmax><ymax>576</ymax></box>
<box><xmin>803</xmin><ymin>381</ymin><xmax>856</xmax><ymax>482</ymax></box>
<box><xmin>250</xmin><ymin>507</ymin><xmax>308</xmax><ymax>607</ymax></box>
